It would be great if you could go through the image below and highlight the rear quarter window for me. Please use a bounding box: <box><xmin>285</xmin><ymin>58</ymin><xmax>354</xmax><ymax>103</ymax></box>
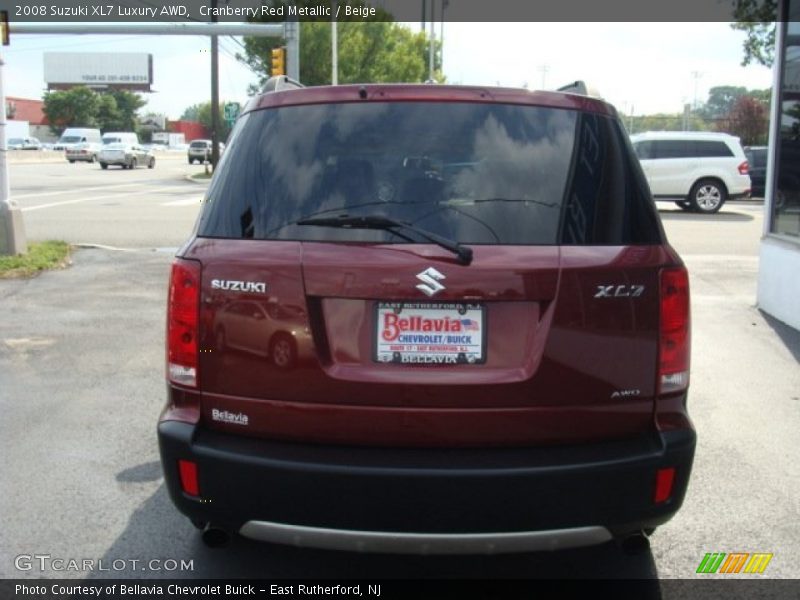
<box><xmin>562</xmin><ymin>114</ymin><xmax>662</xmax><ymax>245</ymax></box>
<box><xmin>693</xmin><ymin>140</ymin><xmax>734</xmax><ymax>157</ymax></box>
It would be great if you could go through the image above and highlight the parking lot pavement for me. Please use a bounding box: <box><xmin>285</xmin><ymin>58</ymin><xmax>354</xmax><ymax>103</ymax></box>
<box><xmin>1</xmin><ymin>201</ymin><xmax>798</xmax><ymax>581</ymax></box>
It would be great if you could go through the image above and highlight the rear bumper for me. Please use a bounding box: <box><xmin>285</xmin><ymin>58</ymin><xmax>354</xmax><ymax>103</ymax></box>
<box><xmin>158</xmin><ymin>421</ymin><xmax>695</xmax><ymax>554</ymax></box>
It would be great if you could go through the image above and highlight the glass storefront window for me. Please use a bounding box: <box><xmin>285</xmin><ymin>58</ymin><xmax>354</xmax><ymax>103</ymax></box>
<box><xmin>773</xmin><ymin>14</ymin><xmax>800</xmax><ymax>238</ymax></box>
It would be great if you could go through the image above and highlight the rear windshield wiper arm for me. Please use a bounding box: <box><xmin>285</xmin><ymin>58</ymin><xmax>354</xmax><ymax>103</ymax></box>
<box><xmin>297</xmin><ymin>215</ymin><xmax>473</xmax><ymax>265</ymax></box>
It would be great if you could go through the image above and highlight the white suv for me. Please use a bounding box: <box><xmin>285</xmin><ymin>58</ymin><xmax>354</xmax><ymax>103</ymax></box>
<box><xmin>630</xmin><ymin>131</ymin><xmax>751</xmax><ymax>213</ymax></box>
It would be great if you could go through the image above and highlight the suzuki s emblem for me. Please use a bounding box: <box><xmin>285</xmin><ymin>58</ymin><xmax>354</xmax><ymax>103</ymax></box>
<box><xmin>416</xmin><ymin>267</ymin><xmax>446</xmax><ymax>297</ymax></box>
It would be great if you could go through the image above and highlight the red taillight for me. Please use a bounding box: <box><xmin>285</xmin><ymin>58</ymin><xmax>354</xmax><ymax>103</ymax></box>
<box><xmin>659</xmin><ymin>267</ymin><xmax>690</xmax><ymax>394</ymax></box>
<box><xmin>738</xmin><ymin>161</ymin><xmax>749</xmax><ymax>175</ymax></box>
<box><xmin>654</xmin><ymin>467</ymin><xmax>676</xmax><ymax>504</ymax></box>
<box><xmin>167</xmin><ymin>259</ymin><xmax>201</xmax><ymax>387</ymax></box>
<box><xmin>178</xmin><ymin>459</ymin><xmax>199</xmax><ymax>496</ymax></box>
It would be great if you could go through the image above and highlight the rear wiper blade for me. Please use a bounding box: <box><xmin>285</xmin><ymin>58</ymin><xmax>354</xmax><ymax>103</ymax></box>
<box><xmin>297</xmin><ymin>215</ymin><xmax>473</xmax><ymax>265</ymax></box>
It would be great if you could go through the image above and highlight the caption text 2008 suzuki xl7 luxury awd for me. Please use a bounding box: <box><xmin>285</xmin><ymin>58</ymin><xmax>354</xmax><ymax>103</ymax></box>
<box><xmin>158</xmin><ymin>78</ymin><xmax>695</xmax><ymax>554</ymax></box>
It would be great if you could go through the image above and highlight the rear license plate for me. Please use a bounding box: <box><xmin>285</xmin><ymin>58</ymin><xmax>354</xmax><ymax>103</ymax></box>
<box><xmin>374</xmin><ymin>302</ymin><xmax>485</xmax><ymax>364</ymax></box>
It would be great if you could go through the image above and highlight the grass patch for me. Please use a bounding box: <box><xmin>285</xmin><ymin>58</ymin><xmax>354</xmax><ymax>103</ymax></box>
<box><xmin>190</xmin><ymin>171</ymin><xmax>213</xmax><ymax>180</ymax></box>
<box><xmin>0</xmin><ymin>241</ymin><xmax>71</xmax><ymax>279</ymax></box>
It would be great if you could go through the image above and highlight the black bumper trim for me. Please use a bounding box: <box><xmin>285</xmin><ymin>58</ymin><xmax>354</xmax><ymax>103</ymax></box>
<box><xmin>158</xmin><ymin>421</ymin><xmax>695</xmax><ymax>540</ymax></box>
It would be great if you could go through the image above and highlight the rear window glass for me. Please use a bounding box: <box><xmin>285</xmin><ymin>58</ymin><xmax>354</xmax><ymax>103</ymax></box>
<box><xmin>190</xmin><ymin>141</ymin><xmax>209</xmax><ymax>148</ymax></box>
<box><xmin>198</xmin><ymin>101</ymin><xmax>660</xmax><ymax>245</ymax></box>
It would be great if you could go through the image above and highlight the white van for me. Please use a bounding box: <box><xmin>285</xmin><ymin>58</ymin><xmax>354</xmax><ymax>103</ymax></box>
<box><xmin>55</xmin><ymin>128</ymin><xmax>102</xmax><ymax>151</ymax></box>
<box><xmin>102</xmin><ymin>132</ymin><xmax>140</xmax><ymax>146</ymax></box>
<box><xmin>630</xmin><ymin>131</ymin><xmax>751</xmax><ymax>213</ymax></box>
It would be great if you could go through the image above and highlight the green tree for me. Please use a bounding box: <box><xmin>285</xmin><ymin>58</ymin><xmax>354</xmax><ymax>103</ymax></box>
<box><xmin>42</xmin><ymin>87</ymin><xmax>100</xmax><ymax>135</ymax></box>
<box><xmin>95</xmin><ymin>94</ymin><xmax>120</xmax><ymax>132</ymax></box>
<box><xmin>107</xmin><ymin>90</ymin><xmax>146</xmax><ymax>131</ymax></box>
<box><xmin>180</xmin><ymin>103</ymin><xmax>203</xmax><ymax>121</ymax></box>
<box><xmin>237</xmin><ymin>0</ymin><xmax>438</xmax><ymax>89</ymax></box>
<box><xmin>730</xmin><ymin>0</ymin><xmax>777</xmax><ymax>67</ymax></box>
<box><xmin>698</xmin><ymin>86</ymin><xmax>749</xmax><ymax>120</ymax></box>
<box><xmin>43</xmin><ymin>87</ymin><xmax>145</xmax><ymax>135</ymax></box>
<box><xmin>628</xmin><ymin>112</ymin><xmax>711</xmax><ymax>134</ymax></box>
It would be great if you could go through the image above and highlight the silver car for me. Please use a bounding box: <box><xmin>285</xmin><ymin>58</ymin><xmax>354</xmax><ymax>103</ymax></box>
<box><xmin>98</xmin><ymin>143</ymin><xmax>156</xmax><ymax>170</ymax></box>
<box><xmin>8</xmin><ymin>137</ymin><xmax>41</xmax><ymax>150</ymax></box>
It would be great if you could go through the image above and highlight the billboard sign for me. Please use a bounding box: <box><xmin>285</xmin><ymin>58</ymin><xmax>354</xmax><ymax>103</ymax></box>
<box><xmin>44</xmin><ymin>52</ymin><xmax>152</xmax><ymax>91</ymax></box>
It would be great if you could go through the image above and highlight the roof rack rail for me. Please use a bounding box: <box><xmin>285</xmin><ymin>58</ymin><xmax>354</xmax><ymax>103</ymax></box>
<box><xmin>261</xmin><ymin>75</ymin><xmax>304</xmax><ymax>93</ymax></box>
<box><xmin>556</xmin><ymin>80</ymin><xmax>603</xmax><ymax>99</ymax></box>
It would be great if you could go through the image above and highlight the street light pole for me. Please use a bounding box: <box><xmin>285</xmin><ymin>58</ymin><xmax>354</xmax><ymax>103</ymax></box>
<box><xmin>0</xmin><ymin>50</ymin><xmax>27</xmax><ymax>255</ymax></box>
<box><xmin>428</xmin><ymin>0</ymin><xmax>435</xmax><ymax>80</ymax></box>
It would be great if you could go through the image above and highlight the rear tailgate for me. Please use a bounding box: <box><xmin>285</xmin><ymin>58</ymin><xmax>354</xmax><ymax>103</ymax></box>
<box><xmin>188</xmin><ymin>240</ymin><xmax>666</xmax><ymax>447</ymax></box>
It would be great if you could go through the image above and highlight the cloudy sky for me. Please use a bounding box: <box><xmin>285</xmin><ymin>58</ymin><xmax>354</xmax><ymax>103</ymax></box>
<box><xmin>3</xmin><ymin>22</ymin><xmax>774</xmax><ymax>120</ymax></box>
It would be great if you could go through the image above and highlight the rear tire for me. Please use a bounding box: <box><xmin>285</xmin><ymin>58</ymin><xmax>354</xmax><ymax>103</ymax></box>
<box><xmin>68</xmin><ymin>160</ymin><xmax>75</xmax><ymax>164</ymax></box>
<box><xmin>100</xmin><ymin>162</ymin><xmax>108</xmax><ymax>170</ymax></box>
<box><xmin>689</xmin><ymin>179</ymin><xmax>726</xmax><ymax>214</ymax></box>
<box><xmin>148</xmin><ymin>157</ymin><xmax>156</xmax><ymax>169</ymax></box>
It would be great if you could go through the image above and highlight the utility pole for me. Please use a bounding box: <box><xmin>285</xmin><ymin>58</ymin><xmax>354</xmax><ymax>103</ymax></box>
<box><xmin>210</xmin><ymin>0</ymin><xmax>220</xmax><ymax>169</ymax></box>
<box><xmin>428</xmin><ymin>0</ymin><xmax>435</xmax><ymax>81</ymax></box>
<box><xmin>691</xmin><ymin>71</ymin><xmax>703</xmax><ymax>111</ymax></box>
<box><xmin>331</xmin><ymin>0</ymin><xmax>338</xmax><ymax>85</ymax></box>
<box><xmin>285</xmin><ymin>16</ymin><xmax>299</xmax><ymax>81</ymax></box>
<box><xmin>538</xmin><ymin>64</ymin><xmax>549</xmax><ymax>89</ymax></box>
<box><xmin>439</xmin><ymin>0</ymin><xmax>447</xmax><ymax>73</ymax></box>
<box><xmin>629</xmin><ymin>104</ymin><xmax>634</xmax><ymax>134</ymax></box>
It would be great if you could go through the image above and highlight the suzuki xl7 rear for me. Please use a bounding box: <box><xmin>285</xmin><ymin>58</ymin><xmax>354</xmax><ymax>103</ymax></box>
<box><xmin>159</xmin><ymin>79</ymin><xmax>695</xmax><ymax>553</ymax></box>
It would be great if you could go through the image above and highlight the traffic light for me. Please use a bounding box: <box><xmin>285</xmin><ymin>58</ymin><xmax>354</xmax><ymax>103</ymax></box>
<box><xmin>271</xmin><ymin>47</ymin><xmax>285</xmax><ymax>76</ymax></box>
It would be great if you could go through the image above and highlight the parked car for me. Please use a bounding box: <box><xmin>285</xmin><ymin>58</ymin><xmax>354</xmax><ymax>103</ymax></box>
<box><xmin>187</xmin><ymin>139</ymin><xmax>224</xmax><ymax>164</ymax></box>
<box><xmin>744</xmin><ymin>146</ymin><xmax>767</xmax><ymax>198</ymax></box>
<box><xmin>7</xmin><ymin>137</ymin><xmax>41</xmax><ymax>150</ymax></box>
<box><xmin>65</xmin><ymin>142</ymin><xmax>101</xmax><ymax>163</ymax></box>
<box><xmin>630</xmin><ymin>131</ymin><xmax>751</xmax><ymax>213</ymax></box>
<box><xmin>98</xmin><ymin>143</ymin><xmax>156</xmax><ymax>169</ymax></box>
<box><xmin>160</xmin><ymin>78</ymin><xmax>695</xmax><ymax>554</ymax></box>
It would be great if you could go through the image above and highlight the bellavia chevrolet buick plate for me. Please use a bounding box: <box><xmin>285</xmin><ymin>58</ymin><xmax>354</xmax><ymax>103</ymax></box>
<box><xmin>159</xmin><ymin>77</ymin><xmax>696</xmax><ymax>554</ymax></box>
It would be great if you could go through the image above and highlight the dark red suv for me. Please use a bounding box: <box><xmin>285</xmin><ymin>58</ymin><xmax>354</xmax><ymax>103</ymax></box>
<box><xmin>159</xmin><ymin>78</ymin><xmax>695</xmax><ymax>553</ymax></box>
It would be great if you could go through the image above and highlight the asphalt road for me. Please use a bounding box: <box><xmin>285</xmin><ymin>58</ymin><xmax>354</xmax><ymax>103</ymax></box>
<box><xmin>1</xmin><ymin>162</ymin><xmax>798</xmax><ymax>587</ymax></box>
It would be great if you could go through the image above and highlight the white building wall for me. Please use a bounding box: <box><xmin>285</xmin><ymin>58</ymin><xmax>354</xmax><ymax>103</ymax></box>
<box><xmin>757</xmin><ymin>8</ymin><xmax>800</xmax><ymax>331</ymax></box>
